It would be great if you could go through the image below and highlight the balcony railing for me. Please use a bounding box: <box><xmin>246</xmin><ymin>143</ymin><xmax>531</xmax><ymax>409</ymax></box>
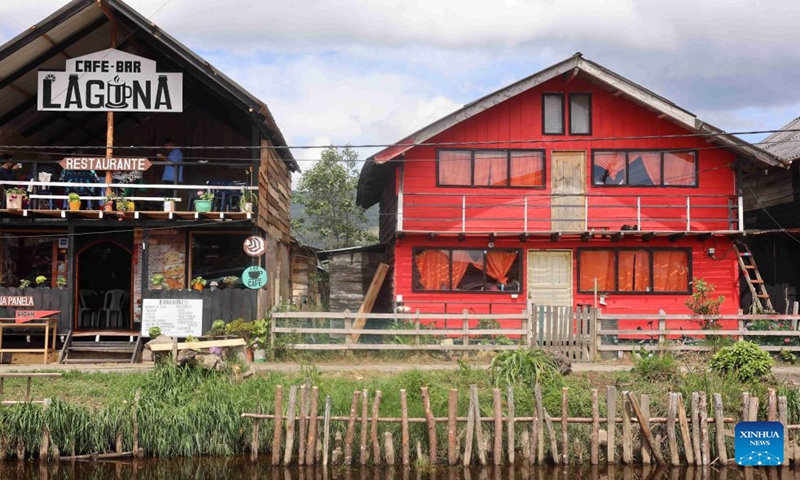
<box><xmin>399</xmin><ymin>192</ymin><xmax>743</xmax><ymax>234</ymax></box>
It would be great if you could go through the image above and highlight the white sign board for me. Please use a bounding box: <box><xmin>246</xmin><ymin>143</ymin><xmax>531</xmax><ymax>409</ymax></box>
<box><xmin>38</xmin><ymin>48</ymin><xmax>183</xmax><ymax>112</ymax></box>
<box><xmin>141</xmin><ymin>299</ymin><xmax>203</xmax><ymax>337</ymax></box>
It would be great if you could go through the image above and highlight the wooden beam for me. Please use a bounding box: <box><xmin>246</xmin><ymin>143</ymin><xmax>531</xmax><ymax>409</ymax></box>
<box><xmin>580</xmin><ymin>232</ymin><xmax>591</xmax><ymax>242</ymax></box>
<box><xmin>519</xmin><ymin>233</ymin><xmax>528</xmax><ymax>243</ymax></box>
<box><xmin>565</xmin><ymin>68</ymin><xmax>579</xmax><ymax>84</ymax></box>
<box><xmin>657</xmin><ymin>113</ymin><xmax>668</xmax><ymax>119</ymax></box>
<box><xmin>610</xmin><ymin>233</ymin><xmax>623</xmax><ymax>243</ymax></box>
<box><xmin>550</xmin><ymin>232</ymin><xmax>561</xmax><ymax>242</ymax></box>
<box><xmin>669</xmin><ymin>233</ymin><xmax>687</xmax><ymax>242</ymax></box>
<box><xmin>458</xmin><ymin>233</ymin><xmax>466</xmax><ymax>242</ymax></box>
<box><xmin>0</xmin><ymin>97</ymin><xmax>36</xmax><ymax>126</ymax></box>
<box><xmin>642</xmin><ymin>232</ymin><xmax>655</xmax><ymax>242</ymax></box>
<box><xmin>349</xmin><ymin>263</ymin><xmax>390</xmax><ymax>343</ymax></box>
<box><xmin>613</xmin><ymin>90</ymin><xmax>624</xmax><ymax>97</ymax></box>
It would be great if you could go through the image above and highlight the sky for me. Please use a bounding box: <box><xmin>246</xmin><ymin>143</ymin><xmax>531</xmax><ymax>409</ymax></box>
<box><xmin>1</xmin><ymin>0</ymin><xmax>799</xmax><ymax>179</ymax></box>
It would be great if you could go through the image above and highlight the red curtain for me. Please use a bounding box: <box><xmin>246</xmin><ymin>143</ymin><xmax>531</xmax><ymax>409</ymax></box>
<box><xmin>439</xmin><ymin>151</ymin><xmax>471</xmax><ymax>185</ymax></box>
<box><xmin>618</xmin><ymin>250</ymin><xmax>651</xmax><ymax>292</ymax></box>
<box><xmin>663</xmin><ymin>152</ymin><xmax>696</xmax><ymax>185</ymax></box>
<box><xmin>579</xmin><ymin>250</ymin><xmax>615</xmax><ymax>291</ymax></box>
<box><xmin>594</xmin><ymin>152</ymin><xmax>626</xmax><ymax>183</ymax></box>
<box><xmin>653</xmin><ymin>250</ymin><xmax>689</xmax><ymax>292</ymax></box>
<box><xmin>485</xmin><ymin>251</ymin><xmax>518</xmax><ymax>284</ymax></box>
<box><xmin>474</xmin><ymin>152</ymin><xmax>508</xmax><ymax>186</ymax></box>
<box><xmin>510</xmin><ymin>152</ymin><xmax>544</xmax><ymax>187</ymax></box>
<box><xmin>414</xmin><ymin>250</ymin><xmax>451</xmax><ymax>290</ymax></box>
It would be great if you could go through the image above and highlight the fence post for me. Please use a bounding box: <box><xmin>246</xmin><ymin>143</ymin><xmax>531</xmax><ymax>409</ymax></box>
<box><xmin>738</xmin><ymin>316</ymin><xmax>744</xmax><ymax>342</ymax></box>
<box><xmin>658</xmin><ymin>311</ymin><xmax>666</xmax><ymax>356</ymax></box>
<box><xmin>525</xmin><ymin>308</ymin><xmax>533</xmax><ymax>347</ymax></box>
<box><xmin>270</xmin><ymin>315</ymin><xmax>276</xmax><ymax>361</ymax></box>
<box><xmin>590</xmin><ymin>307</ymin><xmax>599</xmax><ymax>361</ymax></box>
<box><xmin>462</xmin><ymin>309</ymin><xmax>470</xmax><ymax>359</ymax></box>
<box><xmin>344</xmin><ymin>310</ymin><xmax>353</xmax><ymax>357</ymax></box>
<box><xmin>415</xmin><ymin>309</ymin><xmax>421</xmax><ymax>346</ymax></box>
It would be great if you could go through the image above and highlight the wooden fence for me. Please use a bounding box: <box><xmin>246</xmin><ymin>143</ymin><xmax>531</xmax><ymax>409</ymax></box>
<box><xmin>0</xmin><ymin>286</ymin><xmax>69</xmax><ymax>331</ymax></box>
<box><xmin>242</xmin><ymin>383</ymin><xmax>796</xmax><ymax>467</ymax></box>
<box><xmin>270</xmin><ymin>305</ymin><xmax>595</xmax><ymax>362</ymax></box>
<box><xmin>144</xmin><ymin>288</ymin><xmax>257</xmax><ymax>334</ymax></box>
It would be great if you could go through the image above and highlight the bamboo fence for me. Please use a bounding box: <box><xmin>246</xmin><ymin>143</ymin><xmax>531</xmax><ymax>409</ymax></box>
<box><xmin>243</xmin><ymin>384</ymin><xmax>799</xmax><ymax>467</ymax></box>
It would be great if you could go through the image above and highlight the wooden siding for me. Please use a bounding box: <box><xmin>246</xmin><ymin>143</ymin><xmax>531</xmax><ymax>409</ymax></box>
<box><xmin>328</xmin><ymin>250</ymin><xmax>389</xmax><ymax>312</ymax></box>
<box><xmin>394</xmin><ymin>234</ymin><xmax>740</xmax><ymax>322</ymax></box>
<box><xmin>258</xmin><ymin>138</ymin><xmax>292</xmax><ymax>243</ymax></box>
<box><xmin>398</xmin><ymin>76</ymin><xmax>738</xmax><ymax>234</ymax></box>
<box><xmin>291</xmin><ymin>248</ymin><xmax>320</xmax><ymax>307</ymax></box>
<box><xmin>742</xmin><ymin>162</ymin><xmax>800</xmax><ymax>229</ymax></box>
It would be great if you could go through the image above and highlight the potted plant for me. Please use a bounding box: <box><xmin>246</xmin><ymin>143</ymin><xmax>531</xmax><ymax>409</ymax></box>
<box><xmin>191</xmin><ymin>276</ymin><xmax>206</xmax><ymax>291</ymax></box>
<box><xmin>163</xmin><ymin>198</ymin><xmax>176</xmax><ymax>212</ymax></box>
<box><xmin>67</xmin><ymin>192</ymin><xmax>81</xmax><ymax>211</ymax></box>
<box><xmin>56</xmin><ymin>276</ymin><xmax>67</xmax><ymax>289</ymax></box>
<box><xmin>148</xmin><ymin>326</ymin><xmax>162</xmax><ymax>338</ymax></box>
<box><xmin>222</xmin><ymin>276</ymin><xmax>239</xmax><ymax>289</ymax></box>
<box><xmin>249</xmin><ymin>318</ymin><xmax>269</xmax><ymax>362</ymax></box>
<box><xmin>150</xmin><ymin>273</ymin><xmax>167</xmax><ymax>290</ymax></box>
<box><xmin>5</xmin><ymin>187</ymin><xmax>27</xmax><ymax>210</ymax></box>
<box><xmin>240</xmin><ymin>189</ymin><xmax>257</xmax><ymax>213</ymax></box>
<box><xmin>19</xmin><ymin>279</ymin><xmax>31</xmax><ymax>289</ymax></box>
<box><xmin>116</xmin><ymin>195</ymin><xmax>135</xmax><ymax>212</ymax></box>
<box><xmin>225</xmin><ymin>318</ymin><xmax>256</xmax><ymax>361</ymax></box>
<box><xmin>35</xmin><ymin>275</ymin><xmax>48</xmax><ymax>287</ymax></box>
<box><xmin>209</xmin><ymin>281</ymin><xmax>219</xmax><ymax>291</ymax></box>
<box><xmin>194</xmin><ymin>190</ymin><xmax>214</xmax><ymax>213</ymax></box>
<box><xmin>103</xmin><ymin>194</ymin><xmax>116</xmax><ymax>212</ymax></box>
<box><xmin>206</xmin><ymin>319</ymin><xmax>227</xmax><ymax>337</ymax></box>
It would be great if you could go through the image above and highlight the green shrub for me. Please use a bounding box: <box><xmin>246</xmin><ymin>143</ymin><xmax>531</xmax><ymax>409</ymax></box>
<box><xmin>490</xmin><ymin>348</ymin><xmax>560</xmax><ymax>387</ymax></box>
<box><xmin>632</xmin><ymin>348</ymin><xmax>679</xmax><ymax>382</ymax></box>
<box><xmin>709</xmin><ymin>341</ymin><xmax>774</xmax><ymax>383</ymax></box>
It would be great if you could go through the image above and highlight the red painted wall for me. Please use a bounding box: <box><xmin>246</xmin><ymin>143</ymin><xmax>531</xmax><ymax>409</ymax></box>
<box><xmin>400</xmin><ymin>76</ymin><xmax>738</xmax><ymax>233</ymax></box>
<box><xmin>389</xmin><ymin>74</ymin><xmax>742</xmax><ymax>324</ymax></box>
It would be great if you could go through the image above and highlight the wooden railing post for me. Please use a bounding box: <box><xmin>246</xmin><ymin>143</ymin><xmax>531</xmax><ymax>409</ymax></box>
<box><xmin>415</xmin><ymin>309</ymin><xmax>421</xmax><ymax>346</ymax></box>
<box><xmin>738</xmin><ymin>317</ymin><xmax>744</xmax><ymax>342</ymax></box>
<box><xmin>269</xmin><ymin>315</ymin><xmax>277</xmax><ymax>361</ymax></box>
<box><xmin>344</xmin><ymin>309</ymin><xmax>353</xmax><ymax>356</ymax></box>
<box><xmin>590</xmin><ymin>307</ymin><xmax>599</xmax><ymax>361</ymax></box>
<box><xmin>523</xmin><ymin>196</ymin><xmax>528</xmax><ymax>233</ymax></box>
<box><xmin>636</xmin><ymin>196</ymin><xmax>641</xmax><ymax>230</ymax></box>
<box><xmin>525</xmin><ymin>308</ymin><xmax>533</xmax><ymax>347</ymax></box>
<box><xmin>461</xmin><ymin>196</ymin><xmax>466</xmax><ymax>233</ymax></box>
<box><xmin>686</xmin><ymin>197</ymin><xmax>691</xmax><ymax>232</ymax></box>
<box><xmin>658</xmin><ymin>311</ymin><xmax>666</xmax><ymax>355</ymax></box>
<box><xmin>462</xmin><ymin>309</ymin><xmax>470</xmax><ymax>360</ymax></box>
<box><xmin>738</xmin><ymin>195</ymin><xmax>744</xmax><ymax>232</ymax></box>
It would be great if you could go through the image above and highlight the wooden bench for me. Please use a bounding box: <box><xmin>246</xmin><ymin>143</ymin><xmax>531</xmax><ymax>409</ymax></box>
<box><xmin>0</xmin><ymin>317</ymin><xmax>59</xmax><ymax>364</ymax></box>
<box><xmin>0</xmin><ymin>372</ymin><xmax>62</xmax><ymax>404</ymax></box>
<box><xmin>147</xmin><ymin>338</ymin><xmax>247</xmax><ymax>352</ymax></box>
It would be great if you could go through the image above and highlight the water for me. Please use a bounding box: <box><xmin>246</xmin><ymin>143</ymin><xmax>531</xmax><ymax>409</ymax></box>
<box><xmin>4</xmin><ymin>459</ymin><xmax>794</xmax><ymax>480</ymax></box>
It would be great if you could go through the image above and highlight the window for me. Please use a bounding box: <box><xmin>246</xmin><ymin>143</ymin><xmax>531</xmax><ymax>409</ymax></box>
<box><xmin>578</xmin><ymin>248</ymin><xmax>690</xmax><ymax>293</ymax></box>
<box><xmin>412</xmin><ymin>248</ymin><xmax>521</xmax><ymax>292</ymax></box>
<box><xmin>569</xmin><ymin>93</ymin><xmax>591</xmax><ymax>135</ymax></box>
<box><xmin>0</xmin><ymin>232</ymin><xmax>65</xmax><ymax>288</ymax></box>
<box><xmin>438</xmin><ymin>150</ymin><xmax>545</xmax><ymax>188</ymax></box>
<box><xmin>190</xmin><ymin>232</ymin><xmax>252</xmax><ymax>287</ymax></box>
<box><xmin>592</xmin><ymin>150</ymin><xmax>697</xmax><ymax>186</ymax></box>
<box><xmin>543</xmin><ymin>93</ymin><xmax>564</xmax><ymax>135</ymax></box>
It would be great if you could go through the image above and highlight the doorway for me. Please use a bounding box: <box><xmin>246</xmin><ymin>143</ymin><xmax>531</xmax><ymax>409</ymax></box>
<box><xmin>75</xmin><ymin>240</ymin><xmax>133</xmax><ymax>331</ymax></box>
<box><xmin>527</xmin><ymin>250</ymin><xmax>573</xmax><ymax>307</ymax></box>
<box><xmin>551</xmin><ymin>151</ymin><xmax>586</xmax><ymax>231</ymax></box>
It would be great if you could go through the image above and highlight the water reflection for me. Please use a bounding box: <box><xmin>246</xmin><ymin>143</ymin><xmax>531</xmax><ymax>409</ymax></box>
<box><xmin>4</xmin><ymin>459</ymin><xmax>797</xmax><ymax>480</ymax></box>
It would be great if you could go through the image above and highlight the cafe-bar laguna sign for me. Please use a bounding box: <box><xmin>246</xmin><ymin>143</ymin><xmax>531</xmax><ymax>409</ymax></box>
<box><xmin>37</xmin><ymin>49</ymin><xmax>182</xmax><ymax>112</ymax></box>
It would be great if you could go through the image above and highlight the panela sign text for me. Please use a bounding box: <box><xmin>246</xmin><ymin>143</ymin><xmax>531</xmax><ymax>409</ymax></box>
<box><xmin>38</xmin><ymin>49</ymin><xmax>182</xmax><ymax>112</ymax></box>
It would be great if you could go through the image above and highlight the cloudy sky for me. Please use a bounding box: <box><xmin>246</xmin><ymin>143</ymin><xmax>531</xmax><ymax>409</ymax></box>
<box><xmin>1</xmin><ymin>0</ymin><xmax>798</xmax><ymax>173</ymax></box>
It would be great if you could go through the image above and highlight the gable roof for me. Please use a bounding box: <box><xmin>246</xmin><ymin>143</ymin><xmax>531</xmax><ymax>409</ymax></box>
<box><xmin>357</xmin><ymin>53</ymin><xmax>783</xmax><ymax>207</ymax></box>
<box><xmin>761</xmin><ymin>117</ymin><xmax>800</xmax><ymax>162</ymax></box>
<box><xmin>0</xmin><ymin>0</ymin><xmax>298</xmax><ymax>171</ymax></box>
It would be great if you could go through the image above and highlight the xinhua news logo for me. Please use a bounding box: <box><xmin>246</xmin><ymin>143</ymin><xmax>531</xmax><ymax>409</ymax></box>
<box><xmin>735</xmin><ymin>421</ymin><xmax>784</xmax><ymax>466</ymax></box>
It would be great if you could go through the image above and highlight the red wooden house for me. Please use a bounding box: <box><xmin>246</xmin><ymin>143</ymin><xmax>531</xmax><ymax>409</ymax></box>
<box><xmin>356</xmin><ymin>54</ymin><xmax>784</xmax><ymax>324</ymax></box>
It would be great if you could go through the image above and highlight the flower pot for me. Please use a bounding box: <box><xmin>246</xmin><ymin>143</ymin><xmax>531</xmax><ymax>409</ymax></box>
<box><xmin>68</xmin><ymin>200</ymin><xmax>81</xmax><ymax>211</ymax></box>
<box><xmin>253</xmin><ymin>348</ymin><xmax>267</xmax><ymax>362</ymax></box>
<box><xmin>245</xmin><ymin>349</ymin><xmax>254</xmax><ymax>362</ymax></box>
<box><xmin>242</xmin><ymin>202</ymin><xmax>253</xmax><ymax>213</ymax></box>
<box><xmin>164</xmin><ymin>200</ymin><xmax>175</xmax><ymax>212</ymax></box>
<box><xmin>150</xmin><ymin>284</ymin><xmax>163</xmax><ymax>290</ymax></box>
<box><xmin>103</xmin><ymin>202</ymin><xmax>113</xmax><ymax>212</ymax></box>
<box><xmin>192</xmin><ymin>283</ymin><xmax>204</xmax><ymax>291</ymax></box>
<box><xmin>126</xmin><ymin>201</ymin><xmax>135</xmax><ymax>212</ymax></box>
<box><xmin>6</xmin><ymin>194</ymin><xmax>23</xmax><ymax>210</ymax></box>
<box><xmin>194</xmin><ymin>199</ymin><xmax>213</xmax><ymax>213</ymax></box>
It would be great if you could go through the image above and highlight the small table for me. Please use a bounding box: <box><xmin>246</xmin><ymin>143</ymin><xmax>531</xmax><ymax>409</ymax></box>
<box><xmin>0</xmin><ymin>372</ymin><xmax>62</xmax><ymax>403</ymax></box>
<box><xmin>0</xmin><ymin>317</ymin><xmax>59</xmax><ymax>364</ymax></box>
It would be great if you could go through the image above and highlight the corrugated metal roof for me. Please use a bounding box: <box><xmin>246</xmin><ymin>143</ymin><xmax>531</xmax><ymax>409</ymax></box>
<box><xmin>760</xmin><ymin>117</ymin><xmax>800</xmax><ymax>162</ymax></box>
<box><xmin>0</xmin><ymin>0</ymin><xmax>298</xmax><ymax>171</ymax></box>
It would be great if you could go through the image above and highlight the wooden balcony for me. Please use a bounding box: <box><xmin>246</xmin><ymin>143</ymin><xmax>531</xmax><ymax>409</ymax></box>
<box><xmin>399</xmin><ymin>192</ymin><xmax>744</xmax><ymax>236</ymax></box>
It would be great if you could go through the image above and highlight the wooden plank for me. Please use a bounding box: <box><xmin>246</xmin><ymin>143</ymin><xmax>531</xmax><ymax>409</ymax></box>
<box><xmin>535</xmin><ymin>383</ymin><xmax>545</xmax><ymax>464</ymax></box>
<box><xmin>472</xmin><ymin>384</ymin><xmax>487</xmax><ymax>466</ymax></box>
<box><xmin>561</xmin><ymin>387</ymin><xmax>569</xmax><ymax>464</ymax></box>
<box><xmin>283</xmin><ymin>385</ymin><xmax>298</xmax><ymax>465</ymax></box>
<box><xmin>641</xmin><ymin>394</ymin><xmax>651</xmax><ymax>465</ymax></box>
<box><xmin>271</xmin><ymin>385</ymin><xmax>283</xmax><ymax>466</ymax></box>
<box><xmin>0</xmin><ymin>373</ymin><xmax>62</xmax><ymax>378</ymax></box>
<box><xmin>349</xmin><ymin>263</ymin><xmax>390</xmax><ymax>343</ymax></box>
<box><xmin>699</xmin><ymin>392</ymin><xmax>710</xmax><ymax>466</ymax></box>
<box><xmin>691</xmin><ymin>392</ymin><xmax>701</xmax><ymax>465</ymax></box>
<box><xmin>148</xmin><ymin>338</ymin><xmax>246</xmax><ymax>351</ymax></box>
<box><xmin>298</xmin><ymin>384</ymin><xmax>308</xmax><ymax>465</ymax></box>
<box><xmin>360</xmin><ymin>388</ymin><xmax>369</xmax><ymax>466</ymax></box>
<box><xmin>667</xmin><ymin>393</ymin><xmax>679</xmax><ymax>466</ymax></box>
<box><xmin>448</xmin><ymin>389</ymin><xmax>458</xmax><ymax>466</ymax></box>
<box><xmin>621</xmin><ymin>391</ymin><xmax>632</xmax><ymax>464</ymax></box>
<box><xmin>493</xmin><ymin>388</ymin><xmax>502</xmax><ymax>465</ymax></box>
<box><xmin>507</xmin><ymin>386</ymin><xmax>515</xmax><ymax>465</ymax></box>
<box><xmin>371</xmin><ymin>390</ymin><xmax>382</xmax><ymax>466</ymax></box>
<box><xmin>322</xmin><ymin>395</ymin><xmax>331</xmax><ymax>466</ymax></box>
<box><xmin>422</xmin><ymin>386</ymin><xmax>438</xmax><ymax>464</ymax></box>
<box><xmin>677</xmin><ymin>394</ymin><xmax>694</xmax><ymax>465</ymax></box>
<box><xmin>607</xmin><ymin>386</ymin><xmax>617</xmax><ymax>464</ymax></box>
<box><xmin>464</xmin><ymin>387</ymin><xmax>475</xmax><ymax>466</ymax></box>
<box><xmin>713</xmin><ymin>393</ymin><xmax>727</xmax><ymax>465</ymax></box>
<box><xmin>400</xmin><ymin>389</ymin><xmax>410</xmax><ymax>467</ymax></box>
<box><xmin>344</xmin><ymin>390</ymin><xmax>361</xmax><ymax>466</ymax></box>
<box><xmin>626</xmin><ymin>392</ymin><xmax>666</xmax><ymax>466</ymax></box>
<box><xmin>590</xmin><ymin>388</ymin><xmax>599</xmax><ymax>465</ymax></box>
<box><xmin>305</xmin><ymin>386</ymin><xmax>319</xmax><ymax>466</ymax></box>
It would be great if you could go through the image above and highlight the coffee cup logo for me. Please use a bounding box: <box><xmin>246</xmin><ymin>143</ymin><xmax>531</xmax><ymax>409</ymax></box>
<box><xmin>106</xmin><ymin>75</ymin><xmax>133</xmax><ymax>109</ymax></box>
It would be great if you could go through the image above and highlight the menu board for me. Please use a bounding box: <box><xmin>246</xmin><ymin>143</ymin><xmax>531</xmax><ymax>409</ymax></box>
<box><xmin>141</xmin><ymin>299</ymin><xmax>203</xmax><ymax>337</ymax></box>
<box><xmin>148</xmin><ymin>229</ymin><xmax>186</xmax><ymax>289</ymax></box>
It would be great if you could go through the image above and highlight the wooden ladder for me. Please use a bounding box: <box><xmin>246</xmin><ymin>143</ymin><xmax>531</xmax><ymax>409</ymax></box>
<box><xmin>734</xmin><ymin>242</ymin><xmax>774</xmax><ymax>312</ymax></box>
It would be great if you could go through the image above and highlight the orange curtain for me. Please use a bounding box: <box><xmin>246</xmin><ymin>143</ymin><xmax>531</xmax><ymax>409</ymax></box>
<box><xmin>579</xmin><ymin>250</ymin><xmax>615</xmax><ymax>291</ymax></box>
<box><xmin>510</xmin><ymin>152</ymin><xmax>544</xmax><ymax>186</ymax></box>
<box><xmin>631</xmin><ymin>152</ymin><xmax>662</xmax><ymax>185</ymax></box>
<box><xmin>594</xmin><ymin>152</ymin><xmax>626</xmax><ymax>183</ymax></box>
<box><xmin>485</xmin><ymin>251</ymin><xmax>518</xmax><ymax>284</ymax></box>
<box><xmin>439</xmin><ymin>151</ymin><xmax>471</xmax><ymax>185</ymax></box>
<box><xmin>653</xmin><ymin>250</ymin><xmax>689</xmax><ymax>292</ymax></box>
<box><xmin>618</xmin><ymin>250</ymin><xmax>651</xmax><ymax>292</ymax></box>
<box><xmin>474</xmin><ymin>152</ymin><xmax>508</xmax><ymax>186</ymax></box>
<box><xmin>663</xmin><ymin>152</ymin><xmax>696</xmax><ymax>185</ymax></box>
<box><xmin>451</xmin><ymin>250</ymin><xmax>483</xmax><ymax>289</ymax></box>
<box><xmin>414</xmin><ymin>250</ymin><xmax>451</xmax><ymax>290</ymax></box>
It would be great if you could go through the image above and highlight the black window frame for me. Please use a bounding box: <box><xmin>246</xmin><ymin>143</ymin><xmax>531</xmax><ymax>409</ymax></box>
<box><xmin>542</xmin><ymin>92</ymin><xmax>565</xmax><ymax>135</ymax></box>
<box><xmin>591</xmin><ymin>149</ymin><xmax>699</xmax><ymax>188</ymax></box>
<box><xmin>436</xmin><ymin>149</ymin><xmax>547</xmax><ymax>189</ymax></box>
<box><xmin>411</xmin><ymin>247</ymin><xmax>523</xmax><ymax>293</ymax></box>
<box><xmin>568</xmin><ymin>92</ymin><xmax>592</xmax><ymax>136</ymax></box>
<box><xmin>576</xmin><ymin>247</ymin><xmax>692</xmax><ymax>294</ymax></box>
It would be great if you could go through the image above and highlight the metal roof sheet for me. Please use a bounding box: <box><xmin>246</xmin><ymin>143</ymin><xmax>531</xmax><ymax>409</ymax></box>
<box><xmin>760</xmin><ymin>117</ymin><xmax>800</xmax><ymax>162</ymax></box>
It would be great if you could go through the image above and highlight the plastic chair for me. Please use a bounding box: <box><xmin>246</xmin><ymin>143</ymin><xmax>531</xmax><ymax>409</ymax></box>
<box><xmin>36</xmin><ymin>172</ymin><xmax>55</xmax><ymax>210</ymax></box>
<box><xmin>206</xmin><ymin>180</ymin><xmax>235</xmax><ymax>212</ymax></box>
<box><xmin>97</xmin><ymin>290</ymin><xmax>126</xmax><ymax>329</ymax></box>
<box><xmin>78</xmin><ymin>290</ymin><xmax>98</xmax><ymax>328</ymax></box>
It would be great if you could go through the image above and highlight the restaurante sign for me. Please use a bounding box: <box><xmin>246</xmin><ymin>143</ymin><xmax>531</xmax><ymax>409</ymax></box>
<box><xmin>59</xmin><ymin>157</ymin><xmax>152</xmax><ymax>171</ymax></box>
<box><xmin>38</xmin><ymin>49</ymin><xmax>182</xmax><ymax>112</ymax></box>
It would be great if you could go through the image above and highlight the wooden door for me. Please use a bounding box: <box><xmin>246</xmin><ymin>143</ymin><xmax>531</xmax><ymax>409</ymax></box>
<box><xmin>551</xmin><ymin>151</ymin><xmax>586</xmax><ymax>231</ymax></box>
<box><xmin>527</xmin><ymin>250</ymin><xmax>572</xmax><ymax>307</ymax></box>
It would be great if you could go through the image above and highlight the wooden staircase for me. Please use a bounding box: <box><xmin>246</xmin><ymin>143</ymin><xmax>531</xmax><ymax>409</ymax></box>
<box><xmin>58</xmin><ymin>331</ymin><xmax>143</xmax><ymax>364</ymax></box>
<box><xmin>734</xmin><ymin>242</ymin><xmax>774</xmax><ymax>313</ymax></box>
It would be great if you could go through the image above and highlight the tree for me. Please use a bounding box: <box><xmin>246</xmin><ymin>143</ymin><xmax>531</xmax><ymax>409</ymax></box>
<box><xmin>293</xmin><ymin>146</ymin><xmax>377</xmax><ymax>250</ymax></box>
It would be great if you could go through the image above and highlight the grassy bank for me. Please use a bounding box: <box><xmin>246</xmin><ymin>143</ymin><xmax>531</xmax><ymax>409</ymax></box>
<box><xmin>0</xmin><ymin>356</ymin><xmax>798</xmax><ymax>459</ymax></box>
